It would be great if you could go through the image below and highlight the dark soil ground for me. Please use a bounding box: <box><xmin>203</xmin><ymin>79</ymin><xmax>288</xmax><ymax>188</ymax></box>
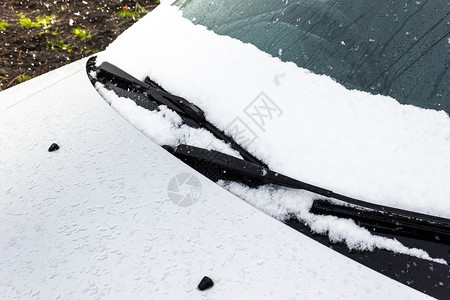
<box><xmin>0</xmin><ymin>0</ymin><xmax>159</xmax><ymax>91</ymax></box>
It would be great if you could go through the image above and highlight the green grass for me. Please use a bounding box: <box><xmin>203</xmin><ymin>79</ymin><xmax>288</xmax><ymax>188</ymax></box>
<box><xmin>0</xmin><ymin>21</ymin><xmax>10</xmax><ymax>31</ymax></box>
<box><xmin>116</xmin><ymin>3</ymin><xmax>148</xmax><ymax>21</ymax></box>
<box><xmin>117</xmin><ymin>10</ymin><xmax>134</xmax><ymax>18</ymax></box>
<box><xmin>71</xmin><ymin>27</ymin><xmax>92</xmax><ymax>40</ymax></box>
<box><xmin>51</xmin><ymin>28</ymin><xmax>63</xmax><ymax>36</ymax></box>
<box><xmin>19</xmin><ymin>14</ymin><xmax>41</xmax><ymax>28</ymax></box>
<box><xmin>85</xmin><ymin>49</ymin><xmax>99</xmax><ymax>55</ymax></box>
<box><xmin>19</xmin><ymin>14</ymin><xmax>55</xmax><ymax>29</ymax></box>
<box><xmin>17</xmin><ymin>75</ymin><xmax>31</xmax><ymax>83</ymax></box>
<box><xmin>36</xmin><ymin>15</ymin><xmax>56</xmax><ymax>30</ymax></box>
<box><xmin>46</xmin><ymin>38</ymin><xmax>74</xmax><ymax>53</ymax></box>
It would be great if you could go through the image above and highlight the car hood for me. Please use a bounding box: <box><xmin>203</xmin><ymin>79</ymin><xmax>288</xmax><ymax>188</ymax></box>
<box><xmin>0</xmin><ymin>59</ymin><xmax>431</xmax><ymax>298</ymax></box>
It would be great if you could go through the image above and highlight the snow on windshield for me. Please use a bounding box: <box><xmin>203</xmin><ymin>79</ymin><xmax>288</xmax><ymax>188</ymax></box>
<box><xmin>96</xmin><ymin>3</ymin><xmax>450</xmax><ymax>262</ymax></box>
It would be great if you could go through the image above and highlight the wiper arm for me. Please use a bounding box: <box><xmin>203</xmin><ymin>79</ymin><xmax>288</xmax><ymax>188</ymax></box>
<box><xmin>166</xmin><ymin>144</ymin><xmax>450</xmax><ymax>244</ymax></box>
<box><xmin>97</xmin><ymin>61</ymin><xmax>266</xmax><ymax>167</ymax></box>
<box><xmin>99</xmin><ymin>61</ymin><xmax>206</xmax><ymax>123</ymax></box>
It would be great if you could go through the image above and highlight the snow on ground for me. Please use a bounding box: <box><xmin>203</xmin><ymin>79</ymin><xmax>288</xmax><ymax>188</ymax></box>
<box><xmin>95</xmin><ymin>4</ymin><xmax>450</xmax><ymax>261</ymax></box>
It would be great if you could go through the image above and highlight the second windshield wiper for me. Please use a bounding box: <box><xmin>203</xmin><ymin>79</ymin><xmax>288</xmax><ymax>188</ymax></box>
<box><xmin>165</xmin><ymin>143</ymin><xmax>450</xmax><ymax>245</ymax></box>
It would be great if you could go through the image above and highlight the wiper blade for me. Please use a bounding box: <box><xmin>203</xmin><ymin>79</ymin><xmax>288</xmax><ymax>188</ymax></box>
<box><xmin>97</xmin><ymin>60</ymin><xmax>266</xmax><ymax>167</ymax></box>
<box><xmin>166</xmin><ymin>144</ymin><xmax>450</xmax><ymax>243</ymax></box>
<box><xmin>311</xmin><ymin>200</ymin><xmax>450</xmax><ymax>244</ymax></box>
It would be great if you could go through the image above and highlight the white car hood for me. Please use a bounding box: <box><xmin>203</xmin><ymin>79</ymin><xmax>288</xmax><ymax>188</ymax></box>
<box><xmin>0</xmin><ymin>59</ymin><xmax>429</xmax><ymax>299</ymax></box>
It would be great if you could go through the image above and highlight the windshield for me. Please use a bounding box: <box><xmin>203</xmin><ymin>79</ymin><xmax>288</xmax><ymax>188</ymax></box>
<box><xmin>175</xmin><ymin>0</ymin><xmax>449</xmax><ymax>113</ymax></box>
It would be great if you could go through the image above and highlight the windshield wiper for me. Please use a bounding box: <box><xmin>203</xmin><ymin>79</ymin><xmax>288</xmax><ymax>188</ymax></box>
<box><xmin>165</xmin><ymin>143</ymin><xmax>450</xmax><ymax>244</ymax></box>
<box><xmin>96</xmin><ymin>60</ymin><xmax>266</xmax><ymax>167</ymax></box>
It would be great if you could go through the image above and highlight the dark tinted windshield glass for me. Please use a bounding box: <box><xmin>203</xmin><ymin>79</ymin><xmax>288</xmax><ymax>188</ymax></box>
<box><xmin>175</xmin><ymin>0</ymin><xmax>449</xmax><ymax>114</ymax></box>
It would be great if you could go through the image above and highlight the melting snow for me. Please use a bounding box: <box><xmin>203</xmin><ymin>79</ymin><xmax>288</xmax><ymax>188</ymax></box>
<box><xmin>96</xmin><ymin>3</ymin><xmax>450</xmax><ymax>262</ymax></box>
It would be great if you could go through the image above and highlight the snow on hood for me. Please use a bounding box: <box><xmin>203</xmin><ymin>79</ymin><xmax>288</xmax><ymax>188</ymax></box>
<box><xmin>95</xmin><ymin>3</ymin><xmax>450</xmax><ymax>262</ymax></box>
<box><xmin>97</xmin><ymin>4</ymin><xmax>450</xmax><ymax>219</ymax></box>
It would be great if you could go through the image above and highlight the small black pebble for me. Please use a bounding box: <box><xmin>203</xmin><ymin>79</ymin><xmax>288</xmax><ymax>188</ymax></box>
<box><xmin>198</xmin><ymin>276</ymin><xmax>214</xmax><ymax>291</ymax></box>
<box><xmin>48</xmin><ymin>143</ymin><xmax>60</xmax><ymax>152</ymax></box>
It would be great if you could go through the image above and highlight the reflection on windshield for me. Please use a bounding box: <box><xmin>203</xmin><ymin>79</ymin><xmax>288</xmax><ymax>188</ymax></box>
<box><xmin>176</xmin><ymin>0</ymin><xmax>449</xmax><ymax>113</ymax></box>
